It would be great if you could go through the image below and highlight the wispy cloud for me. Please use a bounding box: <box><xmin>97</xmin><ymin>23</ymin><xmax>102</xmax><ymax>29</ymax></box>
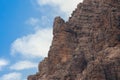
<box><xmin>0</xmin><ymin>72</ymin><xmax>22</xmax><ymax>80</ymax></box>
<box><xmin>11</xmin><ymin>28</ymin><xmax>53</xmax><ymax>58</ymax></box>
<box><xmin>10</xmin><ymin>61</ymin><xmax>38</xmax><ymax>70</ymax></box>
<box><xmin>0</xmin><ymin>59</ymin><xmax>9</xmax><ymax>70</ymax></box>
<box><xmin>26</xmin><ymin>17</ymin><xmax>40</xmax><ymax>26</ymax></box>
<box><xmin>25</xmin><ymin>16</ymin><xmax>51</xmax><ymax>30</ymax></box>
<box><xmin>36</xmin><ymin>0</ymin><xmax>83</xmax><ymax>16</ymax></box>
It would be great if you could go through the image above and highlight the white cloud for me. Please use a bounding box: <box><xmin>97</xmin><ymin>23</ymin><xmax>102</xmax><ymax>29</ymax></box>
<box><xmin>36</xmin><ymin>0</ymin><xmax>83</xmax><ymax>16</ymax></box>
<box><xmin>0</xmin><ymin>72</ymin><xmax>22</xmax><ymax>80</ymax></box>
<box><xmin>26</xmin><ymin>16</ymin><xmax>51</xmax><ymax>29</ymax></box>
<box><xmin>11</xmin><ymin>28</ymin><xmax>53</xmax><ymax>58</ymax></box>
<box><xmin>0</xmin><ymin>59</ymin><xmax>9</xmax><ymax>70</ymax></box>
<box><xmin>26</xmin><ymin>17</ymin><xmax>39</xmax><ymax>26</ymax></box>
<box><xmin>10</xmin><ymin>61</ymin><xmax>38</xmax><ymax>70</ymax></box>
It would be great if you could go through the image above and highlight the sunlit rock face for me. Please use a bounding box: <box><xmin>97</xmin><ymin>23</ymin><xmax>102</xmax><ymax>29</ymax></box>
<box><xmin>28</xmin><ymin>0</ymin><xmax>120</xmax><ymax>80</ymax></box>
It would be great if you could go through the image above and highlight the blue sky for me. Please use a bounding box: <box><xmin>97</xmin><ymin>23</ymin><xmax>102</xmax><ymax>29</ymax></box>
<box><xmin>0</xmin><ymin>0</ymin><xmax>82</xmax><ymax>80</ymax></box>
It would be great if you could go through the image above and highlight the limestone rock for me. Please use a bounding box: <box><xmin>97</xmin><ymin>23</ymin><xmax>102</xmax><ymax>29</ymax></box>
<box><xmin>28</xmin><ymin>0</ymin><xmax>120</xmax><ymax>80</ymax></box>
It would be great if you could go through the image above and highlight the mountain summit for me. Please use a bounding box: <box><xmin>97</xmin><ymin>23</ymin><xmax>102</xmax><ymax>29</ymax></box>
<box><xmin>28</xmin><ymin>0</ymin><xmax>120</xmax><ymax>80</ymax></box>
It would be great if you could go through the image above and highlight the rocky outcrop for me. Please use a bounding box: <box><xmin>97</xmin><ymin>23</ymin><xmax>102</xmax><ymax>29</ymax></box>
<box><xmin>28</xmin><ymin>0</ymin><xmax>120</xmax><ymax>80</ymax></box>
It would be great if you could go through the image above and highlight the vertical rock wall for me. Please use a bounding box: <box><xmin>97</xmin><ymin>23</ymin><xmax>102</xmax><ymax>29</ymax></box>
<box><xmin>28</xmin><ymin>0</ymin><xmax>120</xmax><ymax>80</ymax></box>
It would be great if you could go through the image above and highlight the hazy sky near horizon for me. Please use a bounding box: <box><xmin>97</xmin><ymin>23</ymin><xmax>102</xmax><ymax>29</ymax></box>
<box><xmin>0</xmin><ymin>0</ymin><xmax>83</xmax><ymax>80</ymax></box>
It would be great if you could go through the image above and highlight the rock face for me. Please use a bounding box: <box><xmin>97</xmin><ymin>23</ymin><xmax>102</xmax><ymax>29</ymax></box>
<box><xmin>28</xmin><ymin>0</ymin><xmax>120</xmax><ymax>80</ymax></box>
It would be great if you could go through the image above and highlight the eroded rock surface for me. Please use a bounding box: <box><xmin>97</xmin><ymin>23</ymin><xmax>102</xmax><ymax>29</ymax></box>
<box><xmin>28</xmin><ymin>0</ymin><xmax>120</xmax><ymax>80</ymax></box>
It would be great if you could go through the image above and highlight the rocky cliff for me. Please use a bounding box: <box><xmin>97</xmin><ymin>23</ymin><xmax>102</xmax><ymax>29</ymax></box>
<box><xmin>28</xmin><ymin>0</ymin><xmax>120</xmax><ymax>80</ymax></box>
